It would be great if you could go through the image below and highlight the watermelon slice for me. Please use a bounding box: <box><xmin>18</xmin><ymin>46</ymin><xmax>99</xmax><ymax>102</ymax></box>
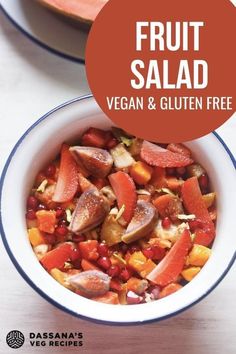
<box><xmin>141</xmin><ymin>141</ymin><xmax>193</xmax><ymax>168</ymax></box>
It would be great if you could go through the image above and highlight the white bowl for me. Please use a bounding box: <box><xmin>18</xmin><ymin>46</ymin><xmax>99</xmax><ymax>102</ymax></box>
<box><xmin>1</xmin><ymin>95</ymin><xmax>236</xmax><ymax>324</ymax></box>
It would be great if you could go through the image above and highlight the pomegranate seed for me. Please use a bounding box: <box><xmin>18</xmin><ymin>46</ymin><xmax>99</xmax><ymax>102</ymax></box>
<box><xmin>97</xmin><ymin>243</ymin><xmax>109</xmax><ymax>257</ymax></box>
<box><xmin>126</xmin><ymin>291</ymin><xmax>143</xmax><ymax>304</ymax></box>
<box><xmin>130</xmin><ymin>244</ymin><xmax>140</xmax><ymax>254</ymax></box>
<box><xmin>150</xmin><ymin>286</ymin><xmax>161</xmax><ymax>300</ymax></box>
<box><xmin>162</xmin><ymin>217</ymin><xmax>171</xmax><ymax>229</ymax></box>
<box><xmin>44</xmin><ymin>164</ymin><xmax>56</xmax><ymax>178</ymax></box>
<box><xmin>55</xmin><ymin>225</ymin><xmax>68</xmax><ymax>237</ymax></box>
<box><xmin>143</xmin><ymin>247</ymin><xmax>154</xmax><ymax>259</ymax></box>
<box><xmin>55</xmin><ymin>207</ymin><xmax>65</xmax><ymax>219</ymax></box>
<box><xmin>120</xmin><ymin>267</ymin><xmax>133</xmax><ymax>282</ymax></box>
<box><xmin>37</xmin><ymin>204</ymin><xmax>47</xmax><ymax>211</ymax></box>
<box><xmin>107</xmin><ymin>265</ymin><xmax>121</xmax><ymax>278</ymax></box>
<box><xmin>199</xmin><ymin>174</ymin><xmax>209</xmax><ymax>190</ymax></box>
<box><xmin>70</xmin><ymin>248</ymin><xmax>81</xmax><ymax>262</ymax></box>
<box><xmin>44</xmin><ymin>233</ymin><xmax>56</xmax><ymax>245</ymax></box>
<box><xmin>176</xmin><ymin>167</ymin><xmax>186</xmax><ymax>176</ymax></box>
<box><xmin>166</xmin><ymin>168</ymin><xmax>175</xmax><ymax>176</ymax></box>
<box><xmin>27</xmin><ymin>196</ymin><xmax>38</xmax><ymax>210</ymax></box>
<box><xmin>97</xmin><ymin>257</ymin><xmax>112</xmax><ymax>270</ymax></box>
<box><xmin>26</xmin><ymin>210</ymin><xmax>36</xmax><ymax>220</ymax></box>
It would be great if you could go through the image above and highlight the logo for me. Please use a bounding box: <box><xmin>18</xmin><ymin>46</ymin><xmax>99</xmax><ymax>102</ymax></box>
<box><xmin>6</xmin><ymin>330</ymin><xmax>25</xmax><ymax>349</ymax></box>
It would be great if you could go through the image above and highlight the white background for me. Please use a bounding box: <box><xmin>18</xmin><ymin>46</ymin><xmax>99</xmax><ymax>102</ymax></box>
<box><xmin>0</xmin><ymin>10</ymin><xmax>236</xmax><ymax>354</ymax></box>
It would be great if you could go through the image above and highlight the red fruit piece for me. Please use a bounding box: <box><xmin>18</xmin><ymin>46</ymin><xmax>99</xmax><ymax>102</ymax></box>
<box><xmin>167</xmin><ymin>143</ymin><xmax>191</xmax><ymax>157</ymax></box>
<box><xmin>78</xmin><ymin>240</ymin><xmax>99</xmax><ymax>261</ymax></box>
<box><xmin>141</xmin><ymin>141</ymin><xmax>193</xmax><ymax>168</ymax></box>
<box><xmin>81</xmin><ymin>127</ymin><xmax>110</xmax><ymax>148</ymax></box>
<box><xmin>52</xmin><ymin>144</ymin><xmax>79</xmax><ymax>203</ymax></box>
<box><xmin>181</xmin><ymin>177</ymin><xmax>215</xmax><ymax>246</ymax></box>
<box><xmin>109</xmin><ymin>171</ymin><xmax>137</xmax><ymax>223</ymax></box>
<box><xmin>40</xmin><ymin>243</ymin><xmax>74</xmax><ymax>271</ymax></box>
<box><xmin>153</xmin><ymin>194</ymin><xmax>184</xmax><ymax>222</ymax></box>
<box><xmin>147</xmin><ymin>229</ymin><xmax>192</xmax><ymax>286</ymax></box>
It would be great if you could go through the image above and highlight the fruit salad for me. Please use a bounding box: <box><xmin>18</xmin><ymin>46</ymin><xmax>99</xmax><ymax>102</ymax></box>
<box><xmin>26</xmin><ymin>127</ymin><xmax>216</xmax><ymax>305</ymax></box>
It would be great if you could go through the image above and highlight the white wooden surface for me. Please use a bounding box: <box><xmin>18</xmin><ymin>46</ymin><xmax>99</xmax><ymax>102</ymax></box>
<box><xmin>0</xmin><ymin>11</ymin><xmax>236</xmax><ymax>354</ymax></box>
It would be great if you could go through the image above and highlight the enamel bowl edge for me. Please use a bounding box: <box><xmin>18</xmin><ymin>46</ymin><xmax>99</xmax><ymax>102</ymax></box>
<box><xmin>0</xmin><ymin>95</ymin><xmax>236</xmax><ymax>324</ymax></box>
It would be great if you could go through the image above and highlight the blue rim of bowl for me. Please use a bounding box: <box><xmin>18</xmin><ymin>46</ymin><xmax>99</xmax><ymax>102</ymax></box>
<box><xmin>0</xmin><ymin>3</ymin><xmax>85</xmax><ymax>65</ymax></box>
<box><xmin>0</xmin><ymin>95</ymin><xmax>236</xmax><ymax>325</ymax></box>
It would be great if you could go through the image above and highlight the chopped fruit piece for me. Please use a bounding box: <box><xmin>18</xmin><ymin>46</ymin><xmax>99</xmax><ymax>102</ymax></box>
<box><xmin>140</xmin><ymin>259</ymin><xmax>156</xmax><ymax>278</ymax></box>
<box><xmin>40</xmin><ymin>243</ymin><xmax>74</xmax><ymax>271</ymax></box>
<box><xmin>70</xmin><ymin>146</ymin><xmax>113</xmax><ymax>178</ymax></box>
<box><xmin>109</xmin><ymin>171</ymin><xmax>137</xmax><ymax>223</ymax></box>
<box><xmin>128</xmin><ymin>251</ymin><xmax>147</xmax><ymax>273</ymax></box>
<box><xmin>153</xmin><ymin>194</ymin><xmax>184</xmax><ymax>222</ymax></box>
<box><xmin>187</xmin><ymin>244</ymin><xmax>211</xmax><ymax>266</ymax></box>
<box><xmin>93</xmin><ymin>291</ymin><xmax>119</xmax><ymax>304</ymax></box>
<box><xmin>81</xmin><ymin>259</ymin><xmax>101</xmax><ymax>271</ymax></box>
<box><xmin>141</xmin><ymin>141</ymin><xmax>193</xmax><ymax>168</ymax></box>
<box><xmin>110</xmin><ymin>143</ymin><xmax>135</xmax><ymax>169</ymax></box>
<box><xmin>130</xmin><ymin>161</ymin><xmax>153</xmax><ymax>185</ymax></box>
<box><xmin>181</xmin><ymin>177</ymin><xmax>215</xmax><ymax>246</ymax></box>
<box><xmin>167</xmin><ymin>143</ymin><xmax>191</xmax><ymax>157</ymax></box>
<box><xmin>122</xmin><ymin>201</ymin><xmax>158</xmax><ymax>244</ymax></box>
<box><xmin>101</xmin><ymin>215</ymin><xmax>124</xmax><ymax>246</ymax></box>
<box><xmin>52</xmin><ymin>144</ymin><xmax>79</xmax><ymax>203</ymax></box>
<box><xmin>166</xmin><ymin>177</ymin><xmax>184</xmax><ymax>192</ymax></box>
<box><xmin>110</xmin><ymin>278</ymin><xmax>122</xmax><ymax>291</ymax></box>
<box><xmin>127</xmin><ymin>277</ymin><xmax>148</xmax><ymax>295</ymax></box>
<box><xmin>181</xmin><ymin>267</ymin><xmax>201</xmax><ymax>281</ymax></box>
<box><xmin>147</xmin><ymin>230</ymin><xmax>192</xmax><ymax>286</ymax></box>
<box><xmin>69</xmin><ymin>189</ymin><xmax>109</xmax><ymax>234</ymax></box>
<box><xmin>159</xmin><ymin>283</ymin><xmax>182</xmax><ymax>298</ymax></box>
<box><xmin>36</xmin><ymin>210</ymin><xmax>56</xmax><ymax>234</ymax></box>
<box><xmin>78</xmin><ymin>240</ymin><xmax>99</xmax><ymax>261</ymax></box>
<box><xmin>28</xmin><ymin>228</ymin><xmax>46</xmax><ymax>247</ymax></box>
<box><xmin>81</xmin><ymin>127</ymin><xmax>109</xmax><ymax>148</ymax></box>
<box><xmin>150</xmin><ymin>167</ymin><xmax>167</xmax><ymax>189</ymax></box>
<box><xmin>68</xmin><ymin>270</ymin><xmax>110</xmax><ymax>297</ymax></box>
<box><xmin>202</xmin><ymin>192</ymin><xmax>216</xmax><ymax>209</ymax></box>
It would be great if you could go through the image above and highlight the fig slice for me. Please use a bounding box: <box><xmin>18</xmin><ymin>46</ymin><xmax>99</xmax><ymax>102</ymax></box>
<box><xmin>68</xmin><ymin>270</ymin><xmax>110</xmax><ymax>298</ymax></box>
<box><xmin>68</xmin><ymin>189</ymin><xmax>109</xmax><ymax>234</ymax></box>
<box><xmin>122</xmin><ymin>200</ymin><xmax>158</xmax><ymax>244</ymax></box>
<box><xmin>70</xmin><ymin>146</ymin><xmax>113</xmax><ymax>178</ymax></box>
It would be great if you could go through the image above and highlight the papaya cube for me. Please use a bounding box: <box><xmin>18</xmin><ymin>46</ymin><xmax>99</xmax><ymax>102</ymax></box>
<box><xmin>188</xmin><ymin>244</ymin><xmax>211</xmax><ymax>266</ymax></box>
<box><xmin>181</xmin><ymin>266</ymin><xmax>201</xmax><ymax>281</ymax></box>
<box><xmin>127</xmin><ymin>251</ymin><xmax>147</xmax><ymax>272</ymax></box>
<box><xmin>28</xmin><ymin>227</ymin><xmax>45</xmax><ymax>247</ymax></box>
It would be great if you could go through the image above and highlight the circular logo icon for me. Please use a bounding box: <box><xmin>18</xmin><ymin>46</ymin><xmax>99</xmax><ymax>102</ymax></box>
<box><xmin>6</xmin><ymin>330</ymin><xmax>25</xmax><ymax>349</ymax></box>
